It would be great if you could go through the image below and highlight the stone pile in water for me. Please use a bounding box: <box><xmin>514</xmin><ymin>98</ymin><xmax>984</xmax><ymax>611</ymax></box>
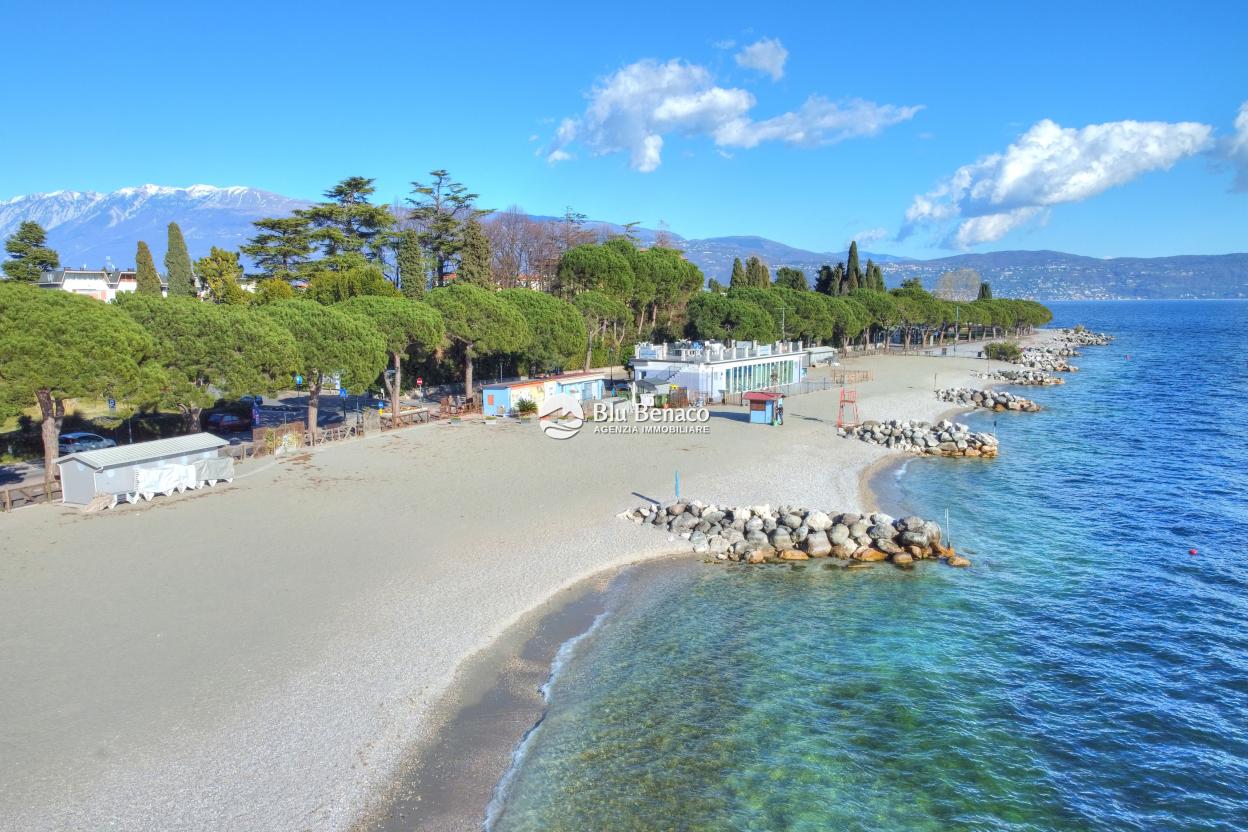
<box><xmin>1020</xmin><ymin>347</ymin><xmax>1077</xmax><ymax>372</ymax></box>
<box><xmin>840</xmin><ymin>418</ymin><xmax>999</xmax><ymax>457</ymax></box>
<box><xmin>978</xmin><ymin>369</ymin><xmax>1064</xmax><ymax>385</ymax></box>
<box><xmin>937</xmin><ymin>387</ymin><xmax>1041</xmax><ymax>412</ymax></box>
<box><xmin>1059</xmin><ymin>328</ymin><xmax>1113</xmax><ymax>346</ymax></box>
<box><xmin>621</xmin><ymin>501</ymin><xmax>968</xmax><ymax>568</ymax></box>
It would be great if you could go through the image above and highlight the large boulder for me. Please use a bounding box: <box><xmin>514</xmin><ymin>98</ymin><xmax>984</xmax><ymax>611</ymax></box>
<box><xmin>829</xmin><ymin>524</ymin><xmax>851</xmax><ymax>545</ymax></box>
<box><xmin>803</xmin><ymin>530</ymin><xmax>833</xmax><ymax>557</ymax></box>
<box><xmin>770</xmin><ymin>528</ymin><xmax>793</xmax><ymax>549</ymax></box>
<box><xmin>745</xmin><ymin>516</ymin><xmax>765</xmax><ymax>532</ymax></box>
<box><xmin>805</xmin><ymin>510</ymin><xmax>833</xmax><ymax>531</ymax></box>
<box><xmin>778</xmin><ymin>549</ymin><xmax>809</xmax><ymax>561</ymax></box>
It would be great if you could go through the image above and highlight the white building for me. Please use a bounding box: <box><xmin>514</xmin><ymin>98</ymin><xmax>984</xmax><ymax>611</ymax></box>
<box><xmin>631</xmin><ymin>341</ymin><xmax>808</xmax><ymax>401</ymax></box>
<box><xmin>38</xmin><ymin>265</ymin><xmax>167</xmax><ymax>301</ymax></box>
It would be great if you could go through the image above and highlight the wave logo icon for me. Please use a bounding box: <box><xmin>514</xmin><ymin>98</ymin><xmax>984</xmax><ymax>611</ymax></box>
<box><xmin>538</xmin><ymin>393</ymin><xmax>584</xmax><ymax>440</ymax></box>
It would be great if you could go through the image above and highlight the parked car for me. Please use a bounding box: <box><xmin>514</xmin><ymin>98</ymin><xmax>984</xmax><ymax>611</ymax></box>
<box><xmin>205</xmin><ymin>412</ymin><xmax>253</xmax><ymax>432</ymax></box>
<box><xmin>58</xmin><ymin>432</ymin><xmax>117</xmax><ymax>455</ymax></box>
<box><xmin>238</xmin><ymin>394</ymin><xmax>264</xmax><ymax>406</ymax></box>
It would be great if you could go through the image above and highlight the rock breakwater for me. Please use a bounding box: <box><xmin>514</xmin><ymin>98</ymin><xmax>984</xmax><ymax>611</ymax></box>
<box><xmin>1020</xmin><ymin>347</ymin><xmax>1077</xmax><ymax>372</ymax></box>
<box><xmin>1058</xmin><ymin>328</ymin><xmax>1113</xmax><ymax>346</ymax></box>
<box><xmin>621</xmin><ymin>501</ymin><xmax>968</xmax><ymax>568</ymax></box>
<box><xmin>978</xmin><ymin>369</ymin><xmax>1064</xmax><ymax>385</ymax></box>
<box><xmin>840</xmin><ymin>418</ymin><xmax>999</xmax><ymax>457</ymax></box>
<box><xmin>937</xmin><ymin>387</ymin><xmax>1041</xmax><ymax>412</ymax></box>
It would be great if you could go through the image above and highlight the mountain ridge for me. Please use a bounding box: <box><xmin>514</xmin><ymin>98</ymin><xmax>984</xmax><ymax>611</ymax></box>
<box><xmin>1</xmin><ymin>185</ymin><xmax>1244</xmax><ymax>299</ymax></box>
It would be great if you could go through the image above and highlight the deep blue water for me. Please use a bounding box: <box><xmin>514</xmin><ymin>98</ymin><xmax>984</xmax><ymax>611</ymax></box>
<box><xmin>490</xmin><ymin>301</ymin><xmax>1248</xmax><ymax>832</ymax></box>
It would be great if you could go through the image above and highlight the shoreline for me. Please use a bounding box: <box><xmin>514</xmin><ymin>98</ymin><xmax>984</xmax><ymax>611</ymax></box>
<box><xmin>0</xmin><ymin>344</ymin><xmax>1031</xmax><ymax>832</ymax></box>
<box><xmin>367</xmin><ymin>431</ymin><xmax>943</xmax><ymax>830</ymax></box>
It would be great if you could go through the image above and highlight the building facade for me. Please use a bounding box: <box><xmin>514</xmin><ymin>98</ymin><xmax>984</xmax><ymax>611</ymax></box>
<box><xmin>39</xmin><ymin>266</ymin><xmax>168</xmax><ymax>301</ymax></box>
<box><xmin>631</xmin><ymin>341</ymin><xmax>807</xmax><ymax>402</ymax></box>
<box><xmin>481</xmin><ymin>371</ymin><xmax>607</xmax><ymax>417</ymax></box>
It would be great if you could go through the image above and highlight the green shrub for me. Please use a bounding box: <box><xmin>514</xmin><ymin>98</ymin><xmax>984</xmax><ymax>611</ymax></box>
<box><xmin>985</xmin><ymin>341</ymin><xmax>1023</xmax><ymax>362</ymax></box>
<box><xmin>515</xmin><ymin>397</ymin><xmax>538</xmax><ymax>416</ymax></box>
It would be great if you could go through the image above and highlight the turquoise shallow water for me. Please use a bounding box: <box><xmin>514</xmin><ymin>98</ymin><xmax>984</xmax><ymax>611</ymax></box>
<box><xmin>490</xmin><ymin>301</ymin><xmax>1248</xmax><ymax>832</ymax></box>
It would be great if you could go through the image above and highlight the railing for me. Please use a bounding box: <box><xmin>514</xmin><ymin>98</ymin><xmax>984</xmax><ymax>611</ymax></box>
<box><xmin>2</xmin><ymin>482</ymin><xmax>63</xmax><ymax>512</ymax></box>
<box><xmin>720</xmin><ymin>372</ymin><xmax>873</xmax><ymax>405</ymax></box>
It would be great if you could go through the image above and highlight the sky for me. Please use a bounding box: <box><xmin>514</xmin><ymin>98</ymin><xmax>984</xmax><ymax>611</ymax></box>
<box><xmin>2</xmin><ymin>0</ymin><xmax>1246</xmax><ymax>259</ymax></box>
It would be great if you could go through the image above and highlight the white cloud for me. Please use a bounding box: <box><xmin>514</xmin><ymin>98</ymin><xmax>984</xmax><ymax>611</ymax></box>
<box><xmin>903</xmin><ymin>117</ymin><xmax>1214</xmax><ymax>248</ymax></box>
<box><xmin>545</xmin><ymin>58</ymin><xmax>919</xmax><ymax>172</ymax></box>
<box><xmin>849</xmin><ymin>227</ymin><xmax>888</xmax><ymax>248</ymax></box>
<box><xmin>1225</xmin><ymin>100</ymin><xmax>1248</xmax><ymax>192</ymax></box>
<box><xmin>712</xmin><ymin>39</ymin><xmax>736</xmax><ymax>50</ymax></box>
<box><xmin>735</xmin><ymin>37</ymin><xmax>788</xmax><ymax>81</ymax></box>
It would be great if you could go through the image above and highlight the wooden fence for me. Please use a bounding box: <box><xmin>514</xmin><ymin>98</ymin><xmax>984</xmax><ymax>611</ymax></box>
<box><xmin>2</xmin><ymin>482</ymin><xmax>62</xmax><ymax>513</ymax></box>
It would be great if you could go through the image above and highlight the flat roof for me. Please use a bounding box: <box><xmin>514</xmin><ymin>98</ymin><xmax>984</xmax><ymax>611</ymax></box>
<box><xmin>483</xmin><ymin>371</ymin><xmax>606</xmax><ymax>391</ymax></box>
<box><xmin>57</xmin><ymin>433</ymin><xmax>228</xmax><ymax>471</ymax></box>
<box><xmin>743</xmin><ymin>391</ymin><xmax>782</xmax><ymax>401</ymax></box>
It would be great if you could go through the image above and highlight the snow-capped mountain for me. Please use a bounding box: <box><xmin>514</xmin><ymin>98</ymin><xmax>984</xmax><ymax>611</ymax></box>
<box><xmin>0</xmin><ymin>184</ymin><xmax>308</xmax><ymax>268</ymax></box>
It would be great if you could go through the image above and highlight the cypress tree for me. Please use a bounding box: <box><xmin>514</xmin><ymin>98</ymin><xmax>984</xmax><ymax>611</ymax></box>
<box><xmin>873</xmin><ymin>264</ymin><xmax>886</xmax><ymax>291</ymax></box>
<box><xmin>2</xmin><ymin>221</ymin><xmax>59</xmax><ymax>282</ymax></box>
<box><xmin>745</xmin><ymin>256</ymin><xmax>770</xmax><ymax>287</ymax></box>
<box><xmin>978</xmin><ymin>281</ymin><xmax>993</xmax><ymax>300</ymax></box>
<box><xmin>164</xmin><ymin>222</ymin><xmax>195</xmax><ymax>296</ymax></box>
<box><xmin>396</xmin><ymin>229</ymin><xmax>427</xmax><ymax>298</ymax></box>
<box><xmin>846</xmin><ymin>241</ymin><xmax>861</xmax><ymax>287</ymax></box>
<box><xmin>833</xmin><ymin>262</ymin><xmax>846</xmax><ymax>295</ymax></box>
<box><xmin>457</xmin><ymin>218</ymin><xmax>492</xmax><ymax>286</ymax></box>
<box><xmin>729</xmin><ymin>257</ymin><xmax>747</xmax><ymax>288</ymax></box>
<box><xmin>135</xmin><ymin>241</ymin><xmax>163</xmax><ymax>295</ymax></box>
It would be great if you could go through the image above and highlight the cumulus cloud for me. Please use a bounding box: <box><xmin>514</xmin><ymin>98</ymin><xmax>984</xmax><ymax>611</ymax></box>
<box><xmin>902</xmin><ymin>117</ymin><xmax>1214</xmax><ymax>248</ymax></box>
<box><xmin>1224</xmin><ymin>100</ymin><xmax>1248</xmax><ymax>192</ymax></box>
<box><xmin>735</xmin><ymin>37</ymin><xmax>788</xmax><ymax>81</ymax></box>
<box><xmin>849</xmin><ymin>227</ymin><xmax>889</xmax><ymax>247</ymax></box>
<box><xmin>545</xmin><ymin>58</ymin><xmax>919</xmax><ymax>172</ymax></box>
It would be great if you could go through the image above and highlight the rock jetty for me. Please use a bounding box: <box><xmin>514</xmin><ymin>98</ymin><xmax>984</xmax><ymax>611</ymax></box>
<box><xmin>978</xmin><ymin>368</ymin><xmax>1063</xmax><ymax>385</ymax></box>
<box><xmin>840</xmin><ymin>418</ymin><xmax>999</xmax><ymax>457</ymax></box>
<box><xmin>937</xmin><ymin>387</ymin><xmax>1040</xmax><ymax>412</ymax></box>
<box><xmin>1058</xmin><ymin>328</ymin><xmax>1112</xmax><ymax>346</ymax></box>
<box><xmin>1020</xmin><ymin>347</ymin><xmax>1077</xmax><ymax>372</ymax></box>
<box><xmin>621</xmin><ymin>500</ymin><xmax>968</xmax><ymax>568</ymax></box>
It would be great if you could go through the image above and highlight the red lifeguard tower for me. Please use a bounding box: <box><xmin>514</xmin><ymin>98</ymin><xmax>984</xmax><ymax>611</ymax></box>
<box><xmin>837</xmin><ymin>388</ymin><xmax>860</xmax><ymax>428</ymax></box>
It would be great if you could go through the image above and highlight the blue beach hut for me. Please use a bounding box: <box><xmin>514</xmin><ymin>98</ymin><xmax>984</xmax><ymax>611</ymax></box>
<box><xmin>743</xmin><ymin>391</ymin><xmax>783</xmax><ymax>425</ymax></box>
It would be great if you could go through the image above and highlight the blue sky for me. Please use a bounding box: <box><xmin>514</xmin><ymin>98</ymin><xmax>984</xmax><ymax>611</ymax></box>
<box><xmin>2</xmin><ymin>0</ymin><xmax>1246</xmax><ymax>258</ymax></box>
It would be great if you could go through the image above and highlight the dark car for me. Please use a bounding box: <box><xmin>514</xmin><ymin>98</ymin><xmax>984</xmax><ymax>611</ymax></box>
<box><xmin>58</xmin><ymin>432</ymin><xmax>117</xmax><ymax>455</ymax></box>
<box><xmin>205</xmin><ymin>412</ymin><xmax>253</xmax><ymax>432</ymax></box>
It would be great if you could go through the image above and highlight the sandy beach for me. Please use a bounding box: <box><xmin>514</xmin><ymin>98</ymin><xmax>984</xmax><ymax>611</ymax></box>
<box><xmin>0</xmin><ymin>349</ymin><xmax>997</xmax><ymax>831</ymax></box>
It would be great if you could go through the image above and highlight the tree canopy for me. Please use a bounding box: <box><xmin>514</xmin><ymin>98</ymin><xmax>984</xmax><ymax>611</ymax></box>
<box><xmin>2</xmin><ymin>221</ymin><xmax>59</xmax><ymax>282</ymax></box>
<box><xmin>241</xmin><ymin>215</ymin><xmax>314</xmax><ymax>281</ymax></box>
<box><xmin>115</xmin><ymin>294</ymin><xmax>298</xmax><ymax>430</ymax></box>
<box><xmin>196</xmin><ymin>247</ymin><xmax>248</xmax><ymax>304</ymax></box>
<box><xmin>498</xmin><ymin>288</ymin><xmax>586</xmax><ymax>373</ymax></box>
<box><xmin>305</xmin><ymin>264</ymin><xmax>400</xmax><ymax>304</ymax></box>
<box><xmin>298</xmin><ymin>176</ymin><xmax>394</xmax><ymax>271</ymax></box>
<box><xmin>337</xmin><ymin>295</ymin><xmax>445</xmax><ymax>414</ymax></box>
<box><xmin>427</xmin><ymin>283</ymin><xmax>531</xmax><ymax>394</ymax></box>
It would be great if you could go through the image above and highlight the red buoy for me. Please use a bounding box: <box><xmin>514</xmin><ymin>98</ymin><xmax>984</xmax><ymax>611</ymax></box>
<box><xmin>1189</xmin><ymin>549</ymin><xmax>1198</xmax><ymax>556</ymax></box>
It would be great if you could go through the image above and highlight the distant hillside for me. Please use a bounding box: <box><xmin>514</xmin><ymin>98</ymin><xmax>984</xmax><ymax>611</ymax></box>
<box><xmin>880</xmin><ymin>251</ymin><xmax>1248</xmax><ymax>300</ymax></box>
<box><xmin>1</xmin><ymin>184</ymin><xmax>1244</xmax><ymax>299</ymax></box>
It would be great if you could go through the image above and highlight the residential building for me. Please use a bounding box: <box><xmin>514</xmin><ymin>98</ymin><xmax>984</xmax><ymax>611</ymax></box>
<box><xmin>481</xmin><ymin>370</ymin><xmax>607</xmax><ymax>417</ymax></box>
<box><xmin>39</xmin><ymin>265</ymin><xmax>167</xmax><ymax>301</ymax></box>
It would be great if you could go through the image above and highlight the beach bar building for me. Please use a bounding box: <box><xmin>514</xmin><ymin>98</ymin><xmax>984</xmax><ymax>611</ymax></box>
<box><xmin>631</xmin><ymin>341</ymin><xmax>806</xmax><ymax>402</ymax></box>
<box><xmin>743</xmin><ymin>391</ymin><xmax>784</xmax><ymax>425</ymax></box>
<box><xmin>56</xmin><ymin>434</ymin><xmax>232</xmax><ymax>506</ymax></box>
<box><xmin>481</xmin><ymin>371</ymin><xmax>608</xmax><ymax>417</ymax></box>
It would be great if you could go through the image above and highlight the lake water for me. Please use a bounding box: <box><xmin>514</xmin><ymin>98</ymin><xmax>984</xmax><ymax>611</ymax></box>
<box><xmin>488</xmin><ymin>301</ymin><xmax>1248</xmax><ymax>832</ymax></box>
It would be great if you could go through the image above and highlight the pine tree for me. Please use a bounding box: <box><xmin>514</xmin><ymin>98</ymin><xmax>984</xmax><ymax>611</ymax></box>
<box><xmin>846</xmin><ymin>241</ymin><xmax>861</xmax><ymax>287</ymax></box>
<box><xmin>2</xmin><ymin>221</ymin><xmax>59</xmax><ymax>282</ymax></box>
<box><xmin>458</xmin><ymin>218</ymin><xmax>492</xmax><ymax>286</ymax></box>
<box><xmin>242</xmin><ymin>215</ymin><xmax>313</xmax><ymax>281</ymax></box>
<box><xmin>978</xmin><ymin>281</ymin><xmax>993</xmax><ymax>300</ymax></box>
<box><xmin>729</xmin><ymin>257</ymin><xmax>747</xmax><ymax>288</ymax></box>
<box><xmin>395</xmin><ymin>229</ymin><xmax>427</xmax><ymax>298</ymax></box>
<box><xmin>164</xmin><ymin>222</ymin><xmax>195</xmax><ymax>296</ymax></box>
<box><xmin>135</xmin><ymin>241</ymin><xmax>162</xmax><ymax>294</ymax></box>
<box><xmin>745</xmin><ymin>256</ymin><xmax>770</xmax><ymax>287</ymax></box>
<box><xmin>299</xmin><ymin>177</ymin><xmax>394</xmax><ymax>271</ymax></box>
<box><xmin>815</xmin><ymin>264</ymin><xmax>836</xmax><ymax>295</ymax></box>
<box><xmin>407</xmin><ymin>170</ymin><xmax>488</xmax><ymax>287</ymax></box>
